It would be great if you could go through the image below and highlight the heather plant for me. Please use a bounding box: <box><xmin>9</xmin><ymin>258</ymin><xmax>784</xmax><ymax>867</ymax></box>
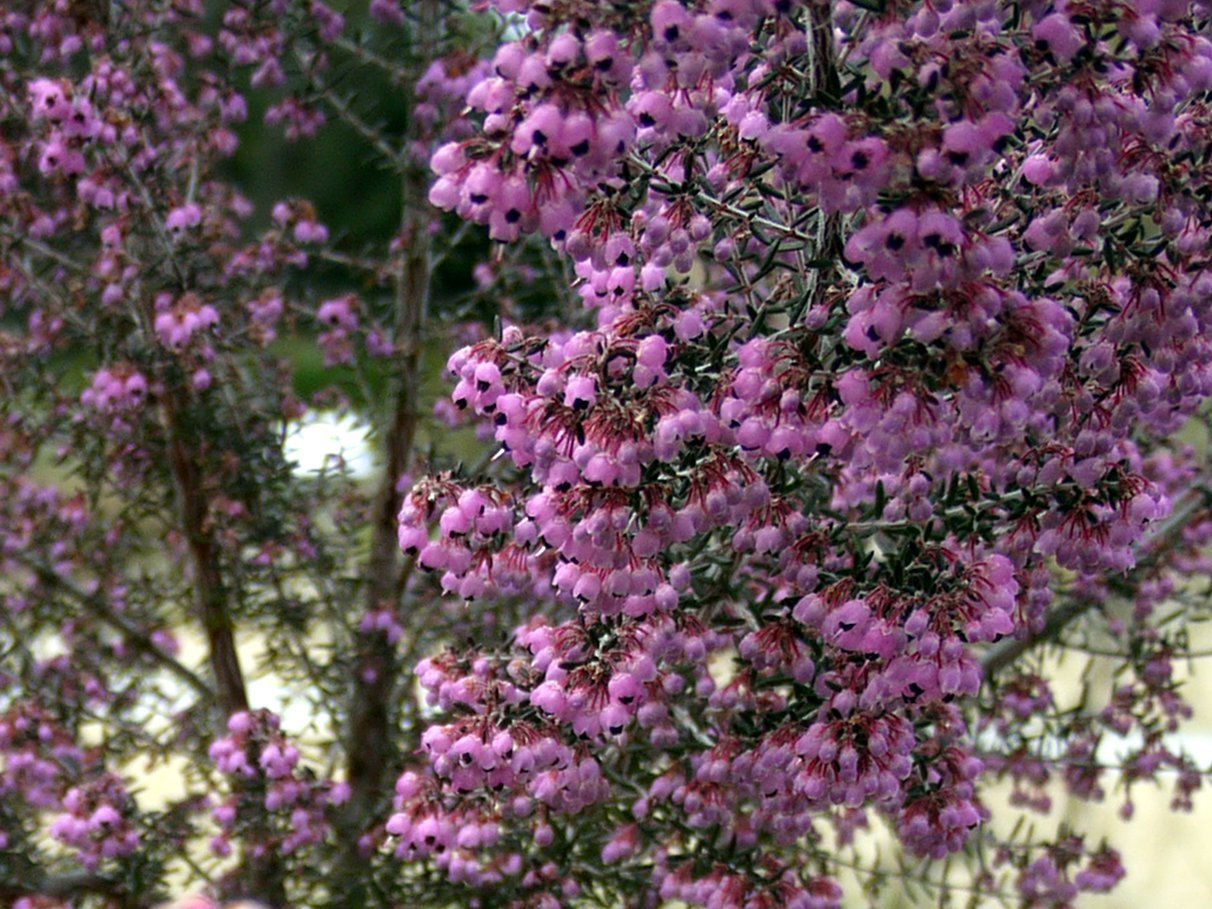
<box><xmin>4</xmin><ymin>1</ymin><xmax>1212</xmax><ymax>908</ymax></box>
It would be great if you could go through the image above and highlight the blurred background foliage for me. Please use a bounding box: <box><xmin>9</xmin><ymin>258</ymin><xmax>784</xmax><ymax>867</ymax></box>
<box><xmin>214</xmin><ymin>0</ymin><xmax>496</xmax><ymax>411</ymax></box>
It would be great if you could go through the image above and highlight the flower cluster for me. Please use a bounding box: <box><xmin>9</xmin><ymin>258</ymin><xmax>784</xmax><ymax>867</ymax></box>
<box><xmin>393</xmin><ymin>1</ymin><xmax>1212</xmax><ymax>906</ymax></box>
<box><xmin>154</xmin><ymin>292</ymin><xmax>220</xmax><ymax>351</ymax></box>
<box><xmin>80</xmin><ymin>366</ymin><xmax>149</xmax><ymax>413</ymax></box>
<box><xmin>5</xmin><ymin>0</ymin><xmax>1212</xmax><ymax>907</ymax></box>
<box><xmin>208</xmin><ymin>711</ymin><xmax>343</xmax><ymax>858</ymax></box>
<box><xmin>48</xmin><ymin>774</ymin><xmax>139</xmax><ymax>871</ymax></box>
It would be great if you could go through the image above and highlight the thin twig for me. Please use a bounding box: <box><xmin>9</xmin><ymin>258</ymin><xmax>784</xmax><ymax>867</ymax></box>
<box><xmin>0</xmin><ymin>870</ymin><xmax>126</xmax><ymax>903</ymax></box>
<box><xmin>18</xmin><ymin>555</ymin><xmax>214</xmax><ymax>701</ymax></box>
<box><xmin>302</xmin><ymin>49</ymin><xmax>406</xmax><ymax>170</ymax></box>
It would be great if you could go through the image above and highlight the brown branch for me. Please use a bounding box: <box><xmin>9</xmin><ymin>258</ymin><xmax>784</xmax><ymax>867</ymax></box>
<box><xmin>807</xmin><ymin>0</ymin><xmax>841</xmax><ymax>100</ymax></box>
<box><xmin>336</xmin><ymin>7</ymin><xmax>439</xmax><ymax>900</ymax></box>
<box><xmin>161</xmin><ymin>385</ymin><xmax>285</xmax><ymax>906</ymax></box>
<box><xmin>804</xmin><ymin>0</ymin><xmax>843</xmax><ymax>313</ymax></box>
<box><xmin>162</xmin><ymin>386</ymin><xmax>250</xmax><ymax>718</ymax></box>
<box><xmin>341</xmin><ymin>171</ymin><xmax>430</xmax><ymax>820</ymax></box>
<box><xmin>980</xmin><ymin>596</ymin><xmax>1091</xmax><ymax>678</ymax></box>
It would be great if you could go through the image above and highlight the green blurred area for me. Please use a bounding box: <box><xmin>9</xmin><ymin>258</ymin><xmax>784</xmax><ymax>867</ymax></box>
<box><xmin>211</xmin><ymin>3</ymin><xmax>495</xmax><ymax>467</ymax></box>
<box><xmin>223</xmin><ymin>49</ymin><xmax>407</xmax><ymax>246</ymax></box>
